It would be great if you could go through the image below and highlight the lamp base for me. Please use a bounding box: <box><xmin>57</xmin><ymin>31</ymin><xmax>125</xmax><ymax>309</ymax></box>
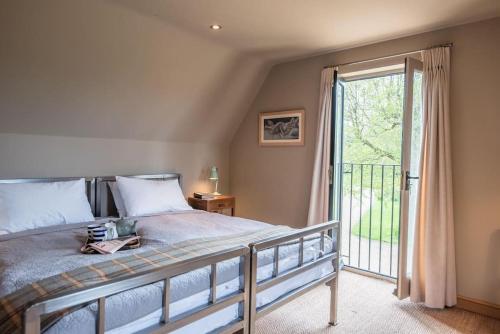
<box><xmin>211</xmin><ymin>180</ymin><xmax>221</xmax><ymax>196</ymax></box>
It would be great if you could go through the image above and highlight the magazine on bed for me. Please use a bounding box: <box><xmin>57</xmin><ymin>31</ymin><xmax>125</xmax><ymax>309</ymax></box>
<box><xmin>87</xmin><ymin>236</ymin><xmax>141</xmax><ymax>254</ymax></box>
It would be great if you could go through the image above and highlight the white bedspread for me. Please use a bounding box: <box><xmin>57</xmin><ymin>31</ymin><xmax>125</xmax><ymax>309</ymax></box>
<box><xmin>0</xmin><ymin>211</ymin><xmax>334</xmax><ymax>333</ymax></box>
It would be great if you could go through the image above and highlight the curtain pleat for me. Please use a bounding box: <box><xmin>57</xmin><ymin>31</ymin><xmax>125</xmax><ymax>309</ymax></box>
<box><xmin>307</xmin><ymin>67</ymin><xmax>335</xmax><ymax>226</ymax></box>
<box><xmin>410</xmin><ymin>47</ymin><xmax>457</xmax><ymax>308</ymax></box>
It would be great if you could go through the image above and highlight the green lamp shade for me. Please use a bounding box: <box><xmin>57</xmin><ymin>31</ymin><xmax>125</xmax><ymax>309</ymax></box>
<box><xmin>209</xmin><ymin>166</ymin><xmax>219</xmax><ymax>181</ymax></box>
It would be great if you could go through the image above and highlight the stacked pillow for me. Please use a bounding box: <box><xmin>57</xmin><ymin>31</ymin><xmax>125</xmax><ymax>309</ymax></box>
<box><xmin>108</xmin><ymin>181</ymin><xmax>127</xmax><ymax>218</ymax></box>
<box><xmin>0</xmin><ymin>178</ymin><xmax>95</xmax><ymax>234</ymax></box>
<box><xmin>111</xmin><ymin>176</ymin><xmax>192</xmax><ymax>217</ymax></box>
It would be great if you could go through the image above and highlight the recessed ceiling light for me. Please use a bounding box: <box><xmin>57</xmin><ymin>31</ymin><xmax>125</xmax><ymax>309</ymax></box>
<box><xmin>210</xmin><ymin>24</ymin><xmax>222</xmax><ymax>30</ymax></box>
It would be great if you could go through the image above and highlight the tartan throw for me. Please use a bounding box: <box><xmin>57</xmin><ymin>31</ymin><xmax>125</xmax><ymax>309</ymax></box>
<box><xmin>0</xmin><ymin>225</ymin><xmax>293</xmax><ymax>334</ymax></box>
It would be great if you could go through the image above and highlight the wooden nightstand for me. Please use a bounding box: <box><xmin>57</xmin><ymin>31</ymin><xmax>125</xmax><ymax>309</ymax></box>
<box><xmin>188</xmin><ymin>195</ymin><xmax>235</xmax><ymax>216</ymax></box>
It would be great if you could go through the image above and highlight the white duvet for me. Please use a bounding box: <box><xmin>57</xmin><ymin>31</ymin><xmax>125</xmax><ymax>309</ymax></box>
<box><xmin>0</xmin><ymin>211</ymin><xmax>335</xmax><ymax>333</ymax></box>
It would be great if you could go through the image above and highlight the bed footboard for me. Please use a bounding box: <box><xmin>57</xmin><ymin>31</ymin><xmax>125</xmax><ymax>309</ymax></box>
<box><xmin>23</xmin><ymin>246</ymin><xmax>251</xmax><ymax>334</ymax></box>
<box><xmin>248</xmin><ymin>221</ymin><xmax>340</xmax><ymax>333</ymax></box>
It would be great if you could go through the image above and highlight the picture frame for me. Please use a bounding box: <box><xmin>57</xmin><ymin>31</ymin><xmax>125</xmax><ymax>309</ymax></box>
<box><xmin>258</xmin><ymin>109</ymin><xmax>305</xmax><ymax>146</ymax></box>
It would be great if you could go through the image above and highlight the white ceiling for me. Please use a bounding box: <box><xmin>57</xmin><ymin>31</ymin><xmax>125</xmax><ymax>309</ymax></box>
<box><xmin>112</xmin><ymin>0</ymin><xmax>500</xmax><ymax>62</ymax></box>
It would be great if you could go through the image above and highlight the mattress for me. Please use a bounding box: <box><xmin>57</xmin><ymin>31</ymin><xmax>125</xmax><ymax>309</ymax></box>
<box><xmin>111</xmin><ymin>262</ymin><xmax>333</xmax><ymax>334</ymax></box>
<box><xmin>0</xmin><ymin>211</ymin><xmax>335</xmax><ymax>333</ymax></box>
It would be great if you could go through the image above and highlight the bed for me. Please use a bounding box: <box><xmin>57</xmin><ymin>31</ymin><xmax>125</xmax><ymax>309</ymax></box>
<box><xmin>0</xmin><ymin>174</ymin><xmax>339</xmax><ymax>334</ymax></box>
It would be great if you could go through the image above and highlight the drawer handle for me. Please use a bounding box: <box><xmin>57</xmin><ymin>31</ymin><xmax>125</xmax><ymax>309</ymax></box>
<box><xmin>218</xmin><ymin>203</ymin><xmax>225</xmax><ymax>207</ymax></box>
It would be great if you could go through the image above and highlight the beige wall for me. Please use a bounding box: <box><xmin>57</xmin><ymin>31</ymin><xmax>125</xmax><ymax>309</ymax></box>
<box><xmin>0</xmin><ymin>0</ymin><xmax>270</xmax><ymax>196</ymax></box>
<box><xmin>0</xmin><ymin>0</ymin><xmax>269</xmax><ymax>144</ymax></box>
<box><xmin>0</xmin><ymin>133</ymin><xmax>229</xmax><ymax>195</ymax></box>
<box><xmin>230</xmin><ymin>18</ymin><xmax>500</xmax><ymax>305</ymax></box>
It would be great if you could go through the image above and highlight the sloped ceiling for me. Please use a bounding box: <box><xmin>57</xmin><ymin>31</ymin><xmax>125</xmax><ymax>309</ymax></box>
<box><xmin>1</xmin><ymin>0</ymin><xmax>498</xmax><ymax>144</ymax></box>
<box><xmin>0</xmin><ymin>0</ymin><xmax>271</xmax><ymax>143</ymax></box>
<box><xmin>112</xmin><ymin>0</ymin><xmax>500</xmax><ymax>61</ymax></box>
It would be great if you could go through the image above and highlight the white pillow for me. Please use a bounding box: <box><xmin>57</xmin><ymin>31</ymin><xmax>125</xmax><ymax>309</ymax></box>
<box><xmin>108</xmin><ymin>182</ymin><xmax>127</xmax><ymax>217</ymax></box>
<box><xmin>0</xmin><ymin>178</ymin><xmax>95</xmax><ymax>234</ymax></box>
<box><xmin>115</xmin><ymin>176</ymin><xmax>192</xmax><ymax>217</ymax></box>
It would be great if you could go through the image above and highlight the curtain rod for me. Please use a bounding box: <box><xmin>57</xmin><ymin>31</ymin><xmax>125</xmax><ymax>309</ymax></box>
<box><xmin>323</xmin><ymin>42</ymin><xmax>453</xmax><ymax>69</ymax></box>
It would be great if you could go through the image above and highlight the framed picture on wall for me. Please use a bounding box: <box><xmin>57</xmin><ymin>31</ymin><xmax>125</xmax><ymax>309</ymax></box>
<box><xmin>258</xmin><ymin>109</ymin><xmax>305</xmax><ymax>146</ymax></box>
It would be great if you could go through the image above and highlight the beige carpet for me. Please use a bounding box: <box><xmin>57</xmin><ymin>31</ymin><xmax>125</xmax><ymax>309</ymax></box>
<box><xmin>256</xmin><ymin>271</ymin><xmax>500</xmax><ymax>334</ymax></box>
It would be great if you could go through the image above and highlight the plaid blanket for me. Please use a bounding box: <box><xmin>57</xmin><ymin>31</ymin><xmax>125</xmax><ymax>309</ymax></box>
<box><xmin>0</xmin><ymin>225</ymin><xmax>293</xmax><ymax>334</ymax></box>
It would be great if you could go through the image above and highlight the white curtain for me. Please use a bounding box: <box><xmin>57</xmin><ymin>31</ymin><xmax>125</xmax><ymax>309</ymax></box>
<box><xmin>410</xmin><ymin>47</ymin><xmax>457</xmax><ymax>308</ymax></box>
<box><xmin>307</xmin><ymin>67</ymin><xmax>336</xmax><ymax>226</ymax></box>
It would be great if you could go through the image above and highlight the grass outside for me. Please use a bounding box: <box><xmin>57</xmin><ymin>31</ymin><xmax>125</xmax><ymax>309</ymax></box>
<box><xmin>351</xmin><ymin>196</ymin><xmax>400</xmax><ymax>244</ymax></box>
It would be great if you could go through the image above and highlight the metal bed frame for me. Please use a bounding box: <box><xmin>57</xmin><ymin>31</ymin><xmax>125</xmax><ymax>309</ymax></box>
<box><xmin>248</xmin><ymin>221</ymin><xmax>340</xmax><ymax>333</ymax></box>
<box><xmin>23</xmin><ymin>246</ymin><xmax>251</xmax><ymax>334</ymax></box>
<box><xmin>0</xmin><ymin>175</ymin><xmax>340</xmax><ymax>334</ymax></box>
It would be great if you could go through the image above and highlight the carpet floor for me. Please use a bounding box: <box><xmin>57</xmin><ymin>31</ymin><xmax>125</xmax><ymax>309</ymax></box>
<box><xmin>255</xmin><ymin>271</ymin><xmax>500</xmax><ymax>334</ymax></box>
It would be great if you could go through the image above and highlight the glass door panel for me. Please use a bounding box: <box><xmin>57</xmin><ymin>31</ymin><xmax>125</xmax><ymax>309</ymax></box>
<box><xmin>397</xmin><ymin>57</ymin><xmax>423</xmax><ymax>299</ymax></box>
<box><xmin>331</xmin><ymin>79</ymin><xmax>344</xmax><ymax>223</ymax></box>
<box><xmin>407</xmin><ymin>69</ymin><xmax>423</xmax><ymax>277</ymax></box>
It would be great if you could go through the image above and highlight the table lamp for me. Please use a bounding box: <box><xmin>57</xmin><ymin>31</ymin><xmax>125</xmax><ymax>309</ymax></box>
<box><xmin>209</xmin><ymin>166</ymin><xmax>221</xmax><ymax>195</ymax></box>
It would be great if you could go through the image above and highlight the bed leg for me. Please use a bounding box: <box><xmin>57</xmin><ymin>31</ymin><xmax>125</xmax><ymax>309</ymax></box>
<box><xmin>329</xmin><ymin>276</ymin><xmax>338</xmax><ymax>326</ymax></box>
<box><xmin>248</xmin><ymin>249</ymin><xmax>258</xmax><ymax>334</ymax></box>
<box><xmin>329</xmin><ymin>223</ymin><xmax>340</xmax><ymax>326</ymax></box>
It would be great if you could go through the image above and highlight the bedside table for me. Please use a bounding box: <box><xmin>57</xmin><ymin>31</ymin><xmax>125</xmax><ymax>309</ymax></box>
<box><xmin>188</xmin><ymin>195</ymin><xmax>235</xmax><ymax>216</ymax></box>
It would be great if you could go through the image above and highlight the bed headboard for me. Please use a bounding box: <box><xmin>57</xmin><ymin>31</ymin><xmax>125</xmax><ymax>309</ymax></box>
<box><xmin>95</xmin><ymin>173</ymin><xmax>182</xmax><ymax>218</ymax></box>
<box><xmin>0</xmin><ymin>177</ymin><xmax>97</xmax><ymax>215</ymax></box>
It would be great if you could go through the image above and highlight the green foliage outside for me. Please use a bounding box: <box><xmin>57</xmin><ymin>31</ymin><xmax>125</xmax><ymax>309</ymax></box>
<box><xmin>340</xmin><ymin>74</ymin><xmax>407</xmax><ymax>244</ymax></box>
<box><xmin>353</xmin><ymin>196</ymin><xmax>400</xmax><ymax>244</ymax></box>
<box><xmin>343</xmin><ymin>164</ymin><xmax>401</xmax><ymax>243</ymax></box>
<box><xmin>341</xmin><ymin>74</ymin><xmax>404</xmax><ymax>165</ymax></box>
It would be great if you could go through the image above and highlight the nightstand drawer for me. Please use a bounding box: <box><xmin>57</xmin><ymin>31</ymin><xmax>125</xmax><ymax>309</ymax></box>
<box><xmin>207</xmin><ymin>198</ymin><xmax>234</xmax><ymax>211</ymax></box>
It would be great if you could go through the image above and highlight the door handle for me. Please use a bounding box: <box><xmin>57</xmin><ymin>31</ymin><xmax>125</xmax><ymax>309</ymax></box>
<box><xmin>405</xmin><ymin>171</ymin><xmax>419</xmax><ymax>190</ymax></box>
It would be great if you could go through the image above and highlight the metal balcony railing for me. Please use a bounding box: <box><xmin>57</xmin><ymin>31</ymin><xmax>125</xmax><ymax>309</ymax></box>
<box><xmin>340</xmin><ymin>163</ymin><xmax>401</xmax><ymax>279</ymax></box>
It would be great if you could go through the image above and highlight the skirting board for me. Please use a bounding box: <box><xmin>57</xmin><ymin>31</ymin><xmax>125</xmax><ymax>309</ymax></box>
<box><xmin>457</xmin><ymin>295</ymin><xmax>500</xmax><ymax>320</ymax></box>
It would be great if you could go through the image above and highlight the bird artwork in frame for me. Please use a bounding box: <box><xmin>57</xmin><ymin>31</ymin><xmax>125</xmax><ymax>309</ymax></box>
<box><xmin>258</xmin><ymin>109</ymin><xmax>305</xmax><ymax>146</ymax></box>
